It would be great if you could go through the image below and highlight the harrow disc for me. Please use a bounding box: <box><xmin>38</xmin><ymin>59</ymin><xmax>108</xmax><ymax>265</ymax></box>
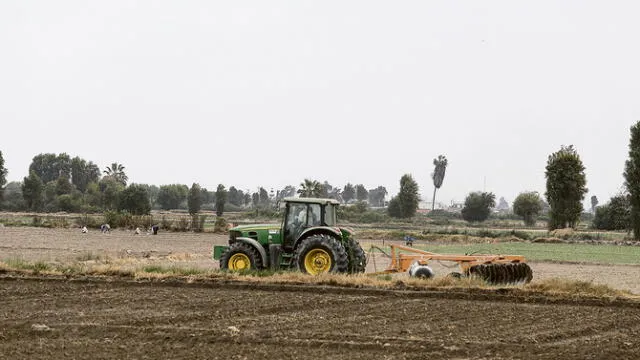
<box><xmin>408</xmin><ymin>262</ymin><xmax>435</xmax><ymax>279</ymax></box>
<box><xmin>467</xmin><ymin>263</ymin><xmax>533</xmax><ymax>285</ymax></box>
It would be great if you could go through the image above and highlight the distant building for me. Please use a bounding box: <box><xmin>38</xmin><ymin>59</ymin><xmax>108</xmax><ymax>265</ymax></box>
<box><xmin>446</xmin><ymin>201</ymin><xmax>464</xmax><ymax>213</ymax></box>
<box><xmin>418</xmin><ymin>198</ymin><xmax>447</xmax><ymax>213</ymax></box>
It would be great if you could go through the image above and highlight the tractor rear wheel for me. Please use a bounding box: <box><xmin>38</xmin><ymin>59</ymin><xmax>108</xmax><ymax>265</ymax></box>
<box><xmin>294</xmin><ymin>234</ymin><xmax>349</xmax><ymax>275</ymax></box>
<box><xmin>346</xmin><ymin>238</ymin><xmax>367</xmax><ymax>273</ymax></box>
<box><xmin>220</xmin><ymin>242</ymin><xmax>263</xmax><ymax>271</ymax></box>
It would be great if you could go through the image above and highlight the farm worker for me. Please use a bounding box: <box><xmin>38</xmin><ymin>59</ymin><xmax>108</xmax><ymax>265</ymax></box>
<box><xmin>152</xmin><ymin>225</ymin><xmax>159</xmax><ymax>235</ymax></box>
<box><xmin>81</xmin><ymin>226</ymin><xmax>88</xmax><ymax>234</ymax></box>
<box><xmin>101</xmin><ymin>224</ymin><xmax>111</xmax><ymax>233</ymax></box>
<box><xmin>404</xmin><ymin>235</ymin><xmax>414</xmax><ymax>246</ymax></box>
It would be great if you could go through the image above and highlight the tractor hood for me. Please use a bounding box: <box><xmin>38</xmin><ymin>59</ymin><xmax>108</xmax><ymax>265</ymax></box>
<box><xmin>230</xmin><ymin>223</ymin><xmax>281</xmax><ymax>232</ymax></box>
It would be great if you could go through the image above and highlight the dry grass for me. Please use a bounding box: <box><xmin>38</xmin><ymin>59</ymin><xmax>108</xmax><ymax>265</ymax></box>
<box><xmin>1</xmin><ymin>258</ymin><xmax>636</xmax><ymax>301</ymax></box>
<box><xmin>550</xmin><ymin>228</ymin><xmax>576</xmax><ymax>239</ymax></box>
<box><xmin>165</xmin><ymin>253</ymin><xmax>196</xmax><ymax>261</ymax></box>
<box><xmin>527</xmin><ymin>277</ymin><xmax>631</xmax><ymax>298</ymax></box>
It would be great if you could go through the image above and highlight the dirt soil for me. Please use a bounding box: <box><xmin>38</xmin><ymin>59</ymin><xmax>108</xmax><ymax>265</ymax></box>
<box><xmin>2</xmin><ymin>227</ymin><xmax>640</xmax><ymax>359</ymax></box>
<box><xmin>1</xmin><ymin>276</ymin><xmax>639</xmax><ymax>360</ymax></box>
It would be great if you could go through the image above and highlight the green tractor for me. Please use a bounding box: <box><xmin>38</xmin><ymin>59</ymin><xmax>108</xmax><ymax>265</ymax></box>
<box><xmin>213</xmin><ymin>197</ymin><xmax>367</xmax><ymax>274</ymax></box>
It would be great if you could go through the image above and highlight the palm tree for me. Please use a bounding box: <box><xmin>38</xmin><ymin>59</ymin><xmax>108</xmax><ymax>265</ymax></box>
<box><xmin>431</xmin><ymin>155</ymin><xmax>448</xmax><ymax>211</ymax></box>
<box><xmin>103</xmin><ymin>162</ymin><xmax>128</xmax><ymax>186</ymax></box>
<box><xmin>297</xmin><ymin>179</ymin><xmax>324</xmax><ymax>198</ymax></box>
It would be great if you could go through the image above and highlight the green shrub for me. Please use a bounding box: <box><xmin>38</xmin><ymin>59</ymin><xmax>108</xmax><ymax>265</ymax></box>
<box><xmin>30</xmin><ymin>215</ymin><xmax>69</xmax><ymax>228</ymax></box>
<box><xmin>32</xmin><ymin>216</ymin><xmax>43</xmax><ymax>227</ymax></box>
<box><xmin>103</xmin><ymin>210</ymin><xmax>120</xmax><ymax>228</ymax></box>
<box><xmin>173</xmin><ymin>216</ymin><xmax>190</xmax><ymax>232</ymax></box>
<box><xmin>214</xmin><ymin>217</ymin><xmax>228</xmax><ymax>233</ymax></box>
<box><xmin>475</xmin><ymin>229</ymin><xmax>498</xmax><ymax>238</ymax></box>
<box><xmin>593</xmin><ymin>195</ymin><xmax>630</xmax><ymax>231</ymax></box>
<box><xmin>79</xmin><ymin>205</ymin><xmax>102</xmax><ymax>214</ymax></box>
<box><xmin>246</xmin><ymin>207</ymin><xmax>279</xmax><ymax>219</ymax></box>
<box><xmin>132</xmin><ymin>215</ymin><xmax>153</xmax><ymax>229</ymax></box>
<box><xmin>160</xmin><ymin>215</ymin><xmax>173</xmax><ymax>230</ymax></box>
<box><xmin>6</xmin><ymin>259</ymin><xmax>52</xmax><ymax>274</ymax></box>
<box><xmin>509</xmin><ymin>230</ymin><xmax>531</xmax><ymax>240</ymax></box>
<box><xmin>580</xmin><ymin>233</ymin><xmax>600</xmax><ymax>240</ymax></box>
<box><xmin>102</xmin><ymin>211</ymin><xmax>150</xmax><ymax>229</ymax></box>
<box><xmin>119</xmin><ymin>212</ymin><xmax>134</xmax><ymax>228</ymax></box>
<box><xmin>76</xmin><ymin>214</ymin><xmax>100</xmax><ymax>228</ymax></box>
<box><xmin>339</xmin><ymin>204</ymin><xmax>388</xmax><ymax>224</ymax></box>
<box><xmin>427</xmin><ymin>209</ymin><xmax>461</xmax><ymax>220</ymax></box>
<box><xmin>198</xmin><ymin>215</ymin><xmax>207</xmax><ymax>232</ymax></box>
<box><xmin>46</xmin><ymin>216</ymin><xmax>69</xmax><ymax>228</ymax></box>
<box><xmin>223</xmin><ymin>203</ymin><xmax>243</xmax><ymax>212</ymax></box>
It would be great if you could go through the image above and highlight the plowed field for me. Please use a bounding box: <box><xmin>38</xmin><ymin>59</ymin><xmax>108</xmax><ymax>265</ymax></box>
<box><xmin>1</xmin><ymin>227</ymin><xmax>640</xmax><ymax>359</ymax></box>
<box><xmin>1</xmin><ymin>277</ymin><xmax>639</xmax><ymax>359</ymax></box>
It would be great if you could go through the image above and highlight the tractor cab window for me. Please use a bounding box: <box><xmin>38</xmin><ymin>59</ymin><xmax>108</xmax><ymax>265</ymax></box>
<box><xmin>284</xmin><ymin>203</ymin><xmax>307</xmax><ymax>248</ymax></box>
<box><xmin>324</xmin><ymin>204</ymin><xmax>337</xmax><ymax>226</ymax></box>
<box><xmin>308</xmin><ymin>204</ymin><xmax>321</xmax><ymax>226</ymax></box>
<box><xmin>285</xmin><ymin>201</ymin><xmax>333</xmax><ymax>232</ymax></box>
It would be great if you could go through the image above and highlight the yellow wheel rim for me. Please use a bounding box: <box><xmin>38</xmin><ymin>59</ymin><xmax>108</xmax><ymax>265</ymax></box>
<box><xmin>304</xmin><ymin>249</ymin><xmax>332</xmax><ymax>275</ymax></box>
<box><xmin>228</xmin><ymin>253</ymin><xmax>251</xmax><ymax>271</ymax></box>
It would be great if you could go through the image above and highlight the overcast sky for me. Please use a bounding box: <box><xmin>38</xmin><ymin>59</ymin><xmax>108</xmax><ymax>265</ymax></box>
<box><xmin>2</xmin><ymin>1</ymin><xmax>639</xmax><ymax>207</ymax></box>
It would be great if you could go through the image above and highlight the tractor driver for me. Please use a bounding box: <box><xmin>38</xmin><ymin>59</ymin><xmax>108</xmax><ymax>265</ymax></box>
<box><xmin>286</xmin><ymin>204</ymin><xmax>307</xmax><ymax>229</ymax></box>
<box><xmin>286</xmin><ymin>204</ymin><xmax>307</xmax><ymax>243</ymax></box>
<box><xmin>296</xmin><ymin>206</ymin><xmax>307</xmax><ymax>225</ymax></box>
<box><xmin>308</xmin><ymin>204</ymin><xmax>321</xmax><ymax>226</ymax></box>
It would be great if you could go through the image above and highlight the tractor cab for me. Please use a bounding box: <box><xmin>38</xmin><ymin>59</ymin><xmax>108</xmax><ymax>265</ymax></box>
<box><xmin>282</xmin><ymin>198</ymin><xmax>338</xmax><ymax>249</ymax></box>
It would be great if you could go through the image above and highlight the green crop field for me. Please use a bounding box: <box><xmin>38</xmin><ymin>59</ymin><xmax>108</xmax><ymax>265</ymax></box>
<box><xmin>363</xmin><ymin>242</ymin><xmax>640</xmax><ymax>265</ymax></box>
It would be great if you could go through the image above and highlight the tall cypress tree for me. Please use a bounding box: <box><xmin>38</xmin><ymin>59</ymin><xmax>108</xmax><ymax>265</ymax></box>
<box><xmin>215</xmin><ymin>184</ymin><xmax>227</xmax><ymax>216</ymax></box>
<box><xmin>624</xmin><ymin>122</ymin><xmax>640</xmax><ymax>239</ymax></box>
<box><xmin>22</xmin><ymin>171</ymin><xmax>44</xmax><ymax>211</ymax></box>
<box><xmin>545</xmin><ymin>145</ymin><xmax>588</xmax><ymax>230</ymax></box>
<box><xmin>188</xmin><ymin>183</ymin><xmax>202</xmax><ymax>215</ymax></box>
<box><xmin>388</xmin><ymin>174</ymin><xmax>420</xmax><ymax>218</ymax></box>
<box><xmin>0</xmin><ymin>150</ymin><xmax>7</xmax><ymax>202</ymax></box>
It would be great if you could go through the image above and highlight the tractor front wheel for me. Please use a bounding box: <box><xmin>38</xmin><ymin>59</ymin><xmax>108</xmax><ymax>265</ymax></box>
<box><xmin>294</xmin><ymin>234</ymin><xmax>349</xmax><ymax>275</ymax></box>
<box><xmin>220</xmin><ymin>242</ymin><xmax>263</xmax><ymax>271</ymax></box>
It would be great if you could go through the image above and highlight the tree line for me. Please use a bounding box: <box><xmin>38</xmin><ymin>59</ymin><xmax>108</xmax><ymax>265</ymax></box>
<box><xmin>3</xmin><ymin>118</ymin><xmax>640</xmax><ymax>240</ymax></box>
<box><xmin>380</xmin><ymin>121</ymin><xmax>640</xmax><ymax>242</ymax></box>
<box><xmin>0</xmin><ymin>152</ymin><xmax>389</xmax><ymax>217</ymax></box>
